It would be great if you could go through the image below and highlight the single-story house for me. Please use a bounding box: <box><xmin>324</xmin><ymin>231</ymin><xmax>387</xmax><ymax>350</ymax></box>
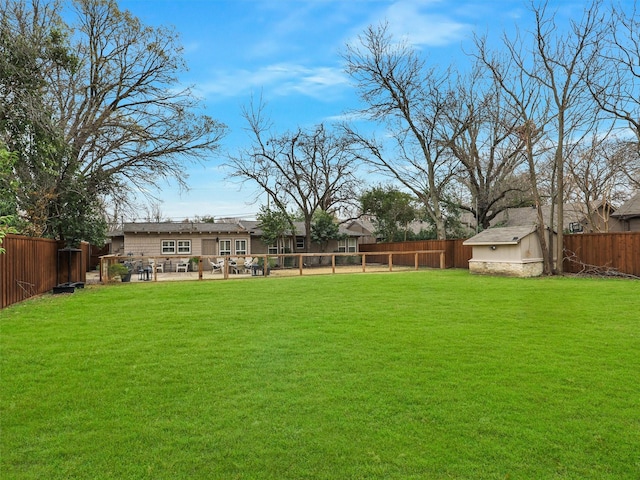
<box><xmin>610</xmin><ymin>192</ymin><xmax>640</xmax><ymax>231</ymax></box>
<box><xmin>107</xmin><ymin>219</ymin><xmax>376</xmax><ymax>264</ymax></box>
<box><xmin>115</xmin><ymin>222</ymin><xmax>250</xmax><ymax>260</ymax></box>
<box><xmin>463</xmin><ymin>225</ymin><xmax>557</xmax><ymax>277</ymax></box>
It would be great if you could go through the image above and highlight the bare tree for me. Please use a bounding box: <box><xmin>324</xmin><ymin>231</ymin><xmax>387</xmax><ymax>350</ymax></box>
<box><xmin>475</xmin><ymin>0</ymin><xmax>607</xmax><ymax>274</ymax></box>
<box><xmin>343</xmin><ymin>23</ymin><xmax>463</xmax><ymax>239</ymax></box>
<box><xmin>56</xmin><ymin>0</ymin><xmax>227</xmax><ymax>199</ymax></box>
<box><xmin>226</xmin><ymin>100</ymin><xmax>360</xmax><ymax>251</ymax></box>
<box><xmin>474</xmin><ymin>38</ymin><xmax>554</xmax><ymax>274</ymax></box>
<box><xmin>588</xmin><ymin>2</ymin><xmax>640</xmax><ymax>150</ymax></box>
<box><xmin>445</xmin><ymin>63</ymin><xmax>533</xmax><ymax>230</ymax></box>
<box><xmin>141</xmin><ymin>202</ymin><xmax>166</xmax><ymax>223</ymax></box>
<box><xmin>617</xmin><ymin>142</ymin><xmax>640</xmax><ymax>189</ymax></box>
<box><xmin>529</xmin><ymin>0</ymin><xmax>607</xmax><ymax>273</ymax></box>
<box><xmin>566</xmin><ymin>137</ymin><xmax>630</xmax><ymax>231</ymax></box>
<box><xmin>586</xmin><ymin>2</ymin><xmax>640</xmax><ymax>195</ymax></box>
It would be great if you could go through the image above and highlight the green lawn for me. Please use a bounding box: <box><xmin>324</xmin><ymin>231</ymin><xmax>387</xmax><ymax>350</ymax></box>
<box><xmin>1</xmin><ymin>270</ymin><xmax>639</xmax><ymax>479</ymax></box>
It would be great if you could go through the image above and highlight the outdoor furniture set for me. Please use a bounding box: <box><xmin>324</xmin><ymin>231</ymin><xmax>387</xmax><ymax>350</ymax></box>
<box><xmin>210</xmin><ymin>257</ymin><xmax>261</xmax><ymax>275</ymax></box>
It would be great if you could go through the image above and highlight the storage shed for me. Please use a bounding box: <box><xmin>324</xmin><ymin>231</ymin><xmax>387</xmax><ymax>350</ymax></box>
<box><xmin>463</xmin><ymin>226</ymin><xmax>556</xmax><ymax>277</ymax></box>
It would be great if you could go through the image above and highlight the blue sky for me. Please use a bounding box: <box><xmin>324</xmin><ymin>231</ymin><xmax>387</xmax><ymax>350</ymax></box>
<box><xmin>114</xmin><ymin>0</ymin><xmax>603</xmax><ymax>221</ymax></box>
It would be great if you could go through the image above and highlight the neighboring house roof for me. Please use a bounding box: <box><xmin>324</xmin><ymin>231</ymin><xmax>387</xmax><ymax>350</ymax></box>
<box><xmin>122</xmin><ymin>222</ymin><xmax>246</xmax><ymax>234</ymax></box>
<box><xmin>490</xmin><ymin>203</ymin><xmax>611</xmax><ymax>229</ymax></box>
<box><xmin>341</xmin><ymin>218</ymin><xmax>376</xmax><ymax>236</ymax></box>
<box><xmin>463</xmin><ymin>225</ymin><xmax>538</xmax><ymax>246</ymax></box>
<box><xmin>611</xmin><ymin>192</ymin><xmax>640</xmax><ymax>219</ymax></box>
<box><xmin>237</xmin><ymin>220</ymin><xmax>260</xmax><ymax>234</ymax></box>
<box><xmin>238</xmin><ymin>220</ymin><xmax>300</xmax><ymax>236</ymax></box>
<box><xmin>340</xmin><ymin>218</ymin><xmax>376</xmax><ymax>237</ymax></box>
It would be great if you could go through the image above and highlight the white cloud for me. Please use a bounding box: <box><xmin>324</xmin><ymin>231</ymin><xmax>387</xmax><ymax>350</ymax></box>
<box><xmin>384</xmin><ymin>1</ymin><xmax>470</xmax><ymax>46</ymax></box>
<box><xmin>194</xmin><ymin>63</ymin><xmax>350</xmax><ymax>102</ymax></box>
<box><xmin>342</xmin><ymin>0</ymin><xmax>473</xmax><ymax>50</ymax></box>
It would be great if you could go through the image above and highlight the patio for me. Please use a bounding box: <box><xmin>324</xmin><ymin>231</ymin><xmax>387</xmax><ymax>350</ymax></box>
<box><xmin>97</xmin><ymin>250</ymin><xmax>447</xmax><ymax>285</ymax></box>
<box><xmin>91</xmin><ymin>263</ymin><xmax>420</xmax><ymax>285</ymax></box>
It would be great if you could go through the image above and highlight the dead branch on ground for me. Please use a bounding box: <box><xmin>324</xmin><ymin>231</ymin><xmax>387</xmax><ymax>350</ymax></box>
<box><xmin>563</xmin><ymin>249</ymin><xmax>640</xmax><ymax>279</ymax></box>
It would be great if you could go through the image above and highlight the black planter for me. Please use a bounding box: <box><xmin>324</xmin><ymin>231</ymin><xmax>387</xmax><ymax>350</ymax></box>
<box><xmin>121</xmin><ymin>273</ymin><xmax>132</xmax><ymax>282</ymax></box>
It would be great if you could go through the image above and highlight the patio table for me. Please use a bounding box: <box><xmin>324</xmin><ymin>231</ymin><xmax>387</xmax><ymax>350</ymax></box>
<box><xmin>138</xmin><ymin>267</ymin><xmax>152</xmax><ymax>281</ymax></box>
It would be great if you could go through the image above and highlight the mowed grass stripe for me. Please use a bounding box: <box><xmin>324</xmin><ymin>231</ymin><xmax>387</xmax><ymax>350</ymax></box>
<box><xmin>1</xmin><ymin>270</ymin><xmax>639</xmax><ymax>479</ymax></box>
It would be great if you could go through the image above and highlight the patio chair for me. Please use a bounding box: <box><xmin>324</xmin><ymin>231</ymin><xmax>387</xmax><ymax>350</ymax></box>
<box><xmin>243</xmin><ymin>257</ymin><xmax>254</xmax><ymax>273</ymax></box>
<box><xmin>227</xmin><ymin>257</ymin><xmax>241</xmax><ymax>274</ymax></box>
<box><xmin>149</xmin><ymin>259</ymin><xmax>164</xmax><ymax>273</ymax></box>
<box><xmin>176</xmin><ymin>259</ymin><xmax>189</xmax><ymax>273</ymax></box>
<box><xmin>210</xmin><ymin>258</ymin><xmax>224</xmax><ymax>273</ymax></box>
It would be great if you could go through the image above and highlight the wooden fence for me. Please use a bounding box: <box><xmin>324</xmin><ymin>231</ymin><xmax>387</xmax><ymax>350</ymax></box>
<box><xmin>359</xmin><ymin>239</ymin><xmax>472</xmax><ymax>269</ymax></box>
<box><xmin>563</xmin><ymin>232</ymin><xmax>640</xmax><ymax>277</ymax></box>
<box><xmin>1</xmin><ymin>234</ymin><xmax>89</xmax><ymax>309</ymax></box>
<box><xmin>360</xmin><ymin>234</ymin><xmax>639</xmax><ymax>276</ymax></box>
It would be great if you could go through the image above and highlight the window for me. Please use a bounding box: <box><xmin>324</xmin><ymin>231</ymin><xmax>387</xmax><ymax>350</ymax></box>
<box><xmin>177</xmin><ymin>240</ymin><xmax>191</xmax><ymax>254</ymax></box>
<box><xmin>267</xmin><ymin>239</ymin><xmax>291</xmax><ymax>254</ymax></box>
<box><xmin>338</xmin><ymin>238</ymin><xmax>357</xmax><ymax>253</ymax></box>
<box><xmin>296</xmin><ymin>236</ymin><xmax>305</xmax><ymax>250</ymax></box>
<box><xmin>162</xmin><ymin>239</ymin><xmax>191</xmax><ymax>255</ymax></box>
<box><xmin>162</xmin><ymin>240</ymin><xmax>176</xmax><ymax>254</ymax></box>
<box><xmin>235</xmin><ymin>239</ymin><xmax>247</xmax><ymax>255</ymax></box>
<box><xmin>219</xmin><ymin>239</ymin><xmax>231</xmax><ymax>255</ymax></box>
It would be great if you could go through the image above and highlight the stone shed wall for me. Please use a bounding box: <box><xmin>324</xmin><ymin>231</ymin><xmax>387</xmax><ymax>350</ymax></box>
<box><xmin>468</xmin><ymin>259</ymin><xmax>544</xmax><ymax>277</ymax></box>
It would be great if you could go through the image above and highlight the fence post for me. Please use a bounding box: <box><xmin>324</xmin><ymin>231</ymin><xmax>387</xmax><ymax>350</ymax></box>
<box><xmin>440</xmin><ymin>251</ymin><xmax>445</xmax><ymax>269</ymax></box>
<box><xmin>389</xmin><ymin>253</ymin><xmax>393</xmax><ymax>272</ymax></box>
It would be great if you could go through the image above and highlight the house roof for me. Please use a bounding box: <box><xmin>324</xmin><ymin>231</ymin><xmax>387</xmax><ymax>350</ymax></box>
<box><xmin>238</xmin><ymin>220</ymin><xmax>298</xmax><ymax>236</ymax></box>
<box><xmin>240</xmin><ymin>219</ymin><xmax>372</xmax><ymax>237</ymax></box>
<box><xmin>490</xmin><ymin>203</ymin><xmax>611</xmax><ymax>229</ymax></box>
<box><xmin>611</xmin><ymin>192</ymin><xmax>640</xmax><ymax>219</ymax></box>
<box><xmin>123</xmin><ymin>222</ymin><xmax>247</xmax><ymax>234</ymax></box>
<box><xmin>118</xmin><ymin>218</ymin><xmax>374</xmax><ymax>238</ymax></box>
<box><xmin>463</xmin><ymin>225</ymin><xmax>538</xmax><ymax>246</ymax></box>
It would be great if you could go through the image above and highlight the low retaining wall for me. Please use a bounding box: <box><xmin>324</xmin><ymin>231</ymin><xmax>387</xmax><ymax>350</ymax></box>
<box><xmin>468</xmin><ymin>260</ymin><xmax>544</xmax><ymax>278</ymax></box>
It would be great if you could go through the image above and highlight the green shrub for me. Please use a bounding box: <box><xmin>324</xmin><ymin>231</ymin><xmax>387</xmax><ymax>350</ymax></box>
<box><xmin>108</xmin><ymin>263</ymin><xmax>130</xmax><ymax>279</ymax></box>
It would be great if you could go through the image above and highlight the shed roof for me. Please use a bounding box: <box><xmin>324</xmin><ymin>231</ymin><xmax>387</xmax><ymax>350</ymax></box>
<box><xmin>463</xmin><ymin>225</ymin><xmax>538</xmax><ymax>246</ymax></box>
